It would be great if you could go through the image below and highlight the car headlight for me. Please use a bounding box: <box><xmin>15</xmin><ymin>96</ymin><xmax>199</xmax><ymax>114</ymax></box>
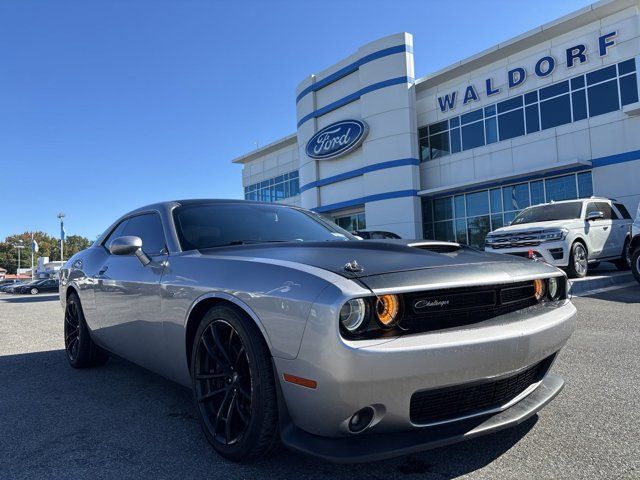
<box><xmin>375</xmin><ymin>294</ymin><xmax>400</xmax><ymax>327</ymax></box>
<box><xmin>547</xmin><ymin>277</ymin><xmax>561</xmax><ymax>300</ymax></box>
<box><xmin>533</xmin><ymin>278</ymin><xmax>546</xmax><ymax>301</ymax></box>
<box><xmin>339</xmin><ymin>298</ymin><xmax>367</xmax><ymax>333</ymax></box>
<box><xmin>540</xmin><ymin>228</ymin><xmax>569</xmax><ymax>241</ymax></box>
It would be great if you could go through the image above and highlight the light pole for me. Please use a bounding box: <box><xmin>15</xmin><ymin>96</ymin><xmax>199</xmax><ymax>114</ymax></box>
<box><xmin>13</xmin><ymin>242</ymin><xmax>25</xmax><ymax>276</ymax></box>
<box><xmin>57</xmin><ymin>212</ymin><xmax>65</xmax><ymax>262</ymax></box>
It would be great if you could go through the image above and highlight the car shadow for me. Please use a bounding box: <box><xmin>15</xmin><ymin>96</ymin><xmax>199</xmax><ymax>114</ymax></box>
<box><xmin>0</xmin><ymin>349</ymin><xmax>536</xmax><ymax>479</ymax></box>
<box><xmin>0</xmin><ymin>294</ymin><xmax>59</xmax><ymax>303</ymax></box>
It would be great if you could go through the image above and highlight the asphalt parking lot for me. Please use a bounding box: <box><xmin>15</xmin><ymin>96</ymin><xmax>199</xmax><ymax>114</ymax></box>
<box><xmin>0</xmin><ymin>288</ymin><xmax>638</xmax><ymax>480</ymax></box>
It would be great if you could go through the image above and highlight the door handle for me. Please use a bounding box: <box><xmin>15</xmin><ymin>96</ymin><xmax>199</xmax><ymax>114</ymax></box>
<box><xmin>98</xmin><ymin>265</ymin><xmax>109</xmax><ymax>275</ymax></box>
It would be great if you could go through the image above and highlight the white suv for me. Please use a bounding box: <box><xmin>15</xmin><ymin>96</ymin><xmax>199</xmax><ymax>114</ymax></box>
<box><xmin>485</xmin><ymin>198</ymin><xmax>633</xmax><ymax>278</ymax></box>
<box><xmin>630</xmin><ymin>204</ymin><xmax>640</xmax><ymax>283</ymax></box>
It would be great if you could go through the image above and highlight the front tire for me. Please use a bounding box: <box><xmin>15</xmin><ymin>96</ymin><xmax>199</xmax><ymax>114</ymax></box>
<box><xmin>191</xmin><ymin>305</ymin><xmax>279</xmax><ymax>462</ymax></box>
<box><xmin>30</xmin><ymin>288</ymin><xmax>39</xmax><ymax>295</ymax></box>
<box><xmin>614</xmin><ymin>238</ymin><xmax>631</xmax><ymax>271</ymax></box>
<box><xmin>567</xmin><ymin>242</ymin><xmax>588</xmax><ymax>278</ymax></box>
<box><xmin>631</xmin><ymin>248</ymin><xmax>640</xmax><ymax>284</ymax></box>
<box><xmin>64</xmin><ymin>292</ymin><xmax>109</xmax><ymax>368</ymax></box>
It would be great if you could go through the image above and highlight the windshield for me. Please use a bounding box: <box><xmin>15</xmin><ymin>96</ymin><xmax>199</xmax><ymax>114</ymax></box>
<box><xmin>511</xmin><ymin>202</ymin><xmax>583</xmax><ymax>225</ymax></box>
<box><xmin>173</xmin><ymin>203</ymin><xmax>355</xmax><ymax>250</ymax></box>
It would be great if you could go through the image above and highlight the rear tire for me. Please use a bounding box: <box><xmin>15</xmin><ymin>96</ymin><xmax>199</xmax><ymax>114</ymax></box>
<box><xmin>30</xmin><ymin>288</ymin><xmax>39</xmax><ymax>295</ymax></box>
<box><xmin>566</xmin><ymin>242</ymin><xmax>588</xmax><ymax>278</ymax></box>
<box><xmin>191</xmin><ymin>305</ymin><xmax>280</xmax><ymax>462</ymax></box>
<box><xmin>613</xmin><ymin>238</ymin><xmax>631</xmax><ymax>271</ymax></box>
<box><xmin>64</xmin><ymin>292</ymin><xmax>109</xmax><ymax>368</ymax></box>
<box><xmin>631</xmin><ymin>248</ymin><xmax>640</xmax><ymax>284</ymax></box>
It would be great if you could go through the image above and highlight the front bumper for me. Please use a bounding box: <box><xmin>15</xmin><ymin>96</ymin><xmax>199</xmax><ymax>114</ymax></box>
<box><xmin>280</xmin><ymin>372</ymin><xmax>564</xmax><ymax>463</ymax></box>
<box><xmin>275</xmin><ymin>298</ymin><xmax>576</xmax><ymax>441</ymax></box>
<box><xmin>485</xmin><ymin>241</ymin><xmax>568</xmax><ymax>266</ymax></box>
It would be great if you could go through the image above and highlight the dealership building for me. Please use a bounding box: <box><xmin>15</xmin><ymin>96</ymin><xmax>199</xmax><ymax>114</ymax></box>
<box><xmin>232</xmin><ymin>0</ymin><xmax>640</xmax><ymax>247</ymax></box>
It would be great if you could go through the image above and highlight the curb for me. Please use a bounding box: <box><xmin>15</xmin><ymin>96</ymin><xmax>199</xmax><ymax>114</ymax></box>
<box><xmin>569</xmin><ymin>271</ymin><xmax>634</xmax><ymax>296</ymax></box>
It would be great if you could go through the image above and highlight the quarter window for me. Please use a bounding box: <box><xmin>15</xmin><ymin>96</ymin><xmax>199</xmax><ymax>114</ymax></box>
<box><xmin>614</xmin><ymin>203</ymin><xmax>632</xmax><ymax>219</ymax></box>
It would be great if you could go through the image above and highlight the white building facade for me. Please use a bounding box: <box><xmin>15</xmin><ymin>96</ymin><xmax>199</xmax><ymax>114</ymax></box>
<box><xmin>233</xmin><ymin>0</ymin><xmax>640</xmax><ymax>248</ymax></box>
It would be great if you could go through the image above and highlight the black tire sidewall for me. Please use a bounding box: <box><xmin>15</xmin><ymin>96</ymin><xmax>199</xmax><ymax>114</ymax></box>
<box><xmin>631</xmin><ymin>248</ymin><xmax>640</xmax><ymax>283</ymax></box>
<box><xmin>65</xmin><ymin>293</ymin><xmax>108</xmax><ymax>368</ymax></box>
<box><xmin>190</xmin><ymin>305</ymin><xmax>278</xmax><ymax>462</ymax></box>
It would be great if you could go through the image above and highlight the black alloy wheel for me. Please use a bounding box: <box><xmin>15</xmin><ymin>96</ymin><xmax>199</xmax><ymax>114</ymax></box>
<box><xmin>64</xmin><ymin>299</ymin><xmax>81</xmax><ymax>362</ymax></box>
<box><xmin>191</xmin><ymin>305</ymin><xmax>279</xmax><ymax>462</ymax></box>
<box><xmin>64</xmin><ymin>292</ymin><xmax>109</xmax><ymax>368</ymax></box>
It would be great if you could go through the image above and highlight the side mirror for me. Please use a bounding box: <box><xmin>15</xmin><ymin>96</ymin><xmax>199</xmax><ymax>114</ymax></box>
<box><xmin>586</xmin><ymin>211</ymin><xmax>604</xmax><ymax>221</ymax></box>
<box><xmin>109</xmin><ymin>236</ymin><xmax>151</xmax><ymax>266</ymax></box>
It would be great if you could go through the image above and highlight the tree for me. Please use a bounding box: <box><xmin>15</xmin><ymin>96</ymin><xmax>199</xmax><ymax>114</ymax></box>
<box><xmin>0</xmin><ymin>231</ymin><xmax>92</xmax><ymax>274</ymax></box>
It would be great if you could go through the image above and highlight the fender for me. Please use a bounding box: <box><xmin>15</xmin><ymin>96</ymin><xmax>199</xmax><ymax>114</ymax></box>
<box><xmin>184</xmin><ymin>290</ymin><xmax>274</xmax><ymax>351</ymax></box>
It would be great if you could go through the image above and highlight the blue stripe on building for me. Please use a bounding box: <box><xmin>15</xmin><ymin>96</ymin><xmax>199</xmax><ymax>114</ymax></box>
<box><xmin>297</xmin><ymin>76</ymin><xmax>414</xmax><ymax>127</ymax></box>
<box><xmin>313</xmin><ymin>189</ymin><xmax>418</xmax><ymax>213</ymax></box>
<box><xmin>300</xmin><ymin>158</ymin><xmax>420</xmax><ymax>192</ymax></box>
<box><xmin>296</xmin><ymin>44</ymin><xmax>411</xmax><ymax>103</ymax></box>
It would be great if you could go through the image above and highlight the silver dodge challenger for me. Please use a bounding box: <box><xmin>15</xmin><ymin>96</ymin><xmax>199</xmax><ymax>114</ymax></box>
<box><xmin>60</xmin><ymin>199</ymin><xmax>576</xmax><ymax>463</ymax></box>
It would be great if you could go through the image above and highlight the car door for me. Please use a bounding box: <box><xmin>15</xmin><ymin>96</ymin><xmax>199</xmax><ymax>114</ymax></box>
<box><xmin>584</xmin><ymin>202</ymin><xmax>611</xmax><ymax>259</ymax></box>
<box><xmin>41</xmin><ymin>280</ymin><xmax>57</xmax><ymax>292</ymax></box>
<box><xmin>596</xmin><ymin>202</ymin><xmax>620</xmax><ymax>258</ymax></box>
<box><xmin>93</xmin><ymin>212</ymin><xmax>168</xmax><ymax>372</ymax></box>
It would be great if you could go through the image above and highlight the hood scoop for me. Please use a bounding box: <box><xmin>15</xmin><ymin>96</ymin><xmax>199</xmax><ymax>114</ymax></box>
<box><xmin>407</xmin><ymin>241</ymin><xmax>463</xmax><ymax>254</ymax></box>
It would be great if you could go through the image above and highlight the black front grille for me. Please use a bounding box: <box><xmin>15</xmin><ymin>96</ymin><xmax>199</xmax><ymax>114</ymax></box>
<box><xmin>409</xmin><ymin>355</ymin><xmax>555</xmax><ymax>425</ymax></box>
<box><xmin>402</xmin><ymin>281</ymin><xmax>538</xmax><ymax>334</ymax></box>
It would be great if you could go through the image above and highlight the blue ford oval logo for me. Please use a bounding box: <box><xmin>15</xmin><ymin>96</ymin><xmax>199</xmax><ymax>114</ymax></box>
<box><xmin>305</xmin><ymin>120</ymin><xmax>369</xmax><ymax>160</ymax></box>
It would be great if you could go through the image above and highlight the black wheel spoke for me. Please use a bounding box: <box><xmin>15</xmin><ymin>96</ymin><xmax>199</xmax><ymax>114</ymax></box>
<box><xmin>194</xmin><ymin>319</ymin><xmax>253</xmax><ymax>447</ymax></box>
<box><xmin>65</xmin><ymin>329</ymin><xmax>78</xmax><ymax>343</ymax></box>
<box><xmin>233</xmin><ymin>346</ymin><xmax>245</xmax><ymax>369</ymax></box>
<box><xmin>225</xmin><ymin>391</ymin><xmax>238</xmax><ymax>443</ymax></box>
<box><xmin>198</xmin><ymin>387</ymin><xmax>226</xmax><ymax>403</ymax></box>
<box><xmin>64</xmin><ymin>301</ymin><xmax>81</xmax><ymax>361</ymax></box>
<box><xmin>201</xmin><ymin>334</ymin><xmax>225</xmax><ymax>367</ymax></box>
<box><xmin>235</xmin><ymin>398</ymin><xmax>248</xmax><ymax>424</ymax></box>
<box><xmin>209</xmin><ymin>324</ymin><xmax>233</xmax><ymax>367</ymax></box>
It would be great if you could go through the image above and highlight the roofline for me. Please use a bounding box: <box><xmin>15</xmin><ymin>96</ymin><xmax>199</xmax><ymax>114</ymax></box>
<box><xmin>231</xmin><ymin>133</ymin><xmax>298</xmax><ymax>164</ymax></box>
<box><xmin>415</xmin><ymin>0</ymin><xmax>638</xmax><ymax>92</ymax></box>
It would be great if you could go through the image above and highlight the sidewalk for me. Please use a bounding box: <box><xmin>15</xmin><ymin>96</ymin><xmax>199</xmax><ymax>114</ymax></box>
<box><xmin>569</xmin><ymin>264</ymin><xmax>635</xmax><ymax>296</ymax></box>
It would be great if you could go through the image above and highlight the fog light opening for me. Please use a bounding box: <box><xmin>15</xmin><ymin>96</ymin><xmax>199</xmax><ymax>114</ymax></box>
<box><xmin>348</xmin><ymin>406</ymin><xmax>375</xmax><ymax>433</ymax></box>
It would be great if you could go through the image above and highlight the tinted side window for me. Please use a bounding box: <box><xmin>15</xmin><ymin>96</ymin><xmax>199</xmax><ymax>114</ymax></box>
<box><xmin>614</xmin><ymin>203</ymin><xmax>632</xmax><ymax>219</ymax></box>
<box><xmin>122</xmin><ymin>213</ymin><xmax>166</xmax><ymax>254</ymax></box>
<box><xmin>103</xmin><ymin>219</ymin><xmax>129</xmax><ymax>250</ymax></box>
<box><xmin>596</xmin><ymin>202</ymin><xmax>618</xmax><ymax>220</ymax></box>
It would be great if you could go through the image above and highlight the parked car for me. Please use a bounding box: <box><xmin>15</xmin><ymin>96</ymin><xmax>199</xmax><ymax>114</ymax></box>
<box><xmin>15</xmin><ymin>278</ymin><xmax>59</xmax><ymax>295</ymax></box>
<box><xmin>485</xmin><ymin>198</ymin><xmax>633</xmax><ymax>278</ymax></box>
<box><xmin>630</xmin><ymin>203</ymin><xmax>640</xmax><ymax>283</ymax></box>
<box><xmin>1</xmin><ymin>280</ymin><xmax>31</xmax><ymax>293</ymax></box>
<box><xmin>352</xmin><ymin>230</ymin><xmax>402</xmax><ymax>240</ymax></box>
<box><xmin>0</xmin><ymin>279</ymin><xmax>20</xmax><ymax>290</ymax></box>
<box><xmin>60</xmin><ymin>200</ymin><xmax>575</xmax><ymax>462</ymax></box>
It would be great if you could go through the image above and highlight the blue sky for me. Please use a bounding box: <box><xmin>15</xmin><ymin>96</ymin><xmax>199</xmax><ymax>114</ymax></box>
<box><xmin>0</xmin><ymin>0</ymin><xmax>590</xmax><ymax>240</ymax></box>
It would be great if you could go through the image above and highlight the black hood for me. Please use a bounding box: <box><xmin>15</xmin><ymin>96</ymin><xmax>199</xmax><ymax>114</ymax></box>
<box><xmin>199</xmin><ymin>240</ymin><xmax>527</xmax><ymax>278</ymax></box>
